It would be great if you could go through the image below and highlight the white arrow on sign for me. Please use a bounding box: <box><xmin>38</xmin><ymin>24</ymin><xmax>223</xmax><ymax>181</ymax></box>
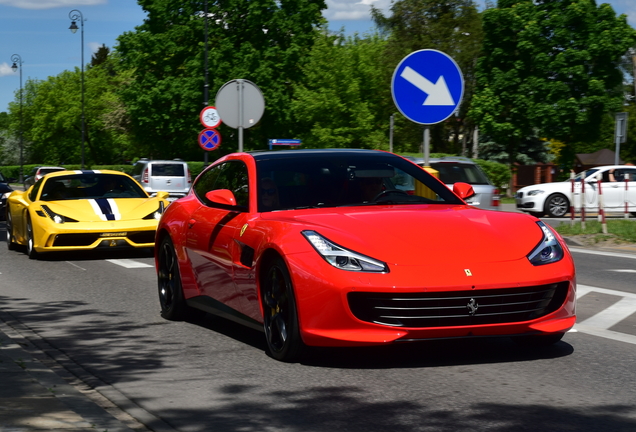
<box><xmin>400</xmin><ymin>66</ymin><xmax>455</xmax><ymax>106</ymax></box>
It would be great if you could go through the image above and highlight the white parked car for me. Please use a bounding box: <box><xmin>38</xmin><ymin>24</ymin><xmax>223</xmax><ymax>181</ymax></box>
<box><xmin>515</xmin><ymin>165</ymin><xmax>636</xmax><ymax>218</ymax></box>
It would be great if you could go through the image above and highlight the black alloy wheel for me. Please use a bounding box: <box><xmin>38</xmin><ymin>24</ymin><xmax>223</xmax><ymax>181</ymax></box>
<box><xmin>262</xmin><ymin>257</ymin><xmax>305</xmax><ymax>362</ymax></box>
<box><xmin>6</xmin><ymin>206</ymin><xmax>16</xmax><ymax>251</ymax></box>
<box><xmin>26</xmin><ymin>216</ymin><xmax>38</xmax><ymax>259</ymax></box>
<box><xmin>158</xmin><ymin>236</ymin><xmax>187</xmax><ymax>320</ymax></box>
<box><xmin>544</xmin><ymin>194</ymin><xmax>569</xmax><ymax>218</ymax></box>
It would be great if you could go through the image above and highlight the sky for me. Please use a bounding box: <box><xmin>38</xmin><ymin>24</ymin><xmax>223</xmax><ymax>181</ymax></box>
<box><xmin>1</xmin><ymin>0</ymin><xmax>636</xmax><ymax>113</ymax></box>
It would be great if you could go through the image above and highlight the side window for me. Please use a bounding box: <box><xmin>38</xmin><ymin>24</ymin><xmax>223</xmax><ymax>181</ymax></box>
<box><xmin>193</xmin><ymin>165</ymin><xmax>223</xmax><ymax>204</ymax></box>
<box><xmin>132</xmin><ymin>163</ymin><xmax>144</xmax><ymax>176</ymax></box>
<box><xmin>193</xmin><ymin>161</ymin><xmax>249</xmax><ymax>208</ymax></box>
<box><xmin>215</xmin><ymin>161</ymin><xmax>249</xmax><ymax>207</ymax></box>
<box><xmin>622</xmin><ymin>168</ymin><xmax>636</xmax><ymax>182</ymax></box>
<box><xmin>29</xmin><ymin>179</ymin><xmax>44</xmax><ymax>201</ymax></box>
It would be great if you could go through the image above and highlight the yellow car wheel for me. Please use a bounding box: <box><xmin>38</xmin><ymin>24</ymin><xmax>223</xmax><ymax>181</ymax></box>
<box><xmin>6</xmin><ymin>205</ymin><xmax>16</xmax><ymax>251</ymax></box>
<box><xmin>26</xmin><ymin>215</ymin><xmax>38</xmax><ymax>260</ymax></box>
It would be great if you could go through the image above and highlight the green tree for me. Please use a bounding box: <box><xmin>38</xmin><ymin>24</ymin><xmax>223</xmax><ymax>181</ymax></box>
<box><xmin>7</xmin><ymin>55</ymin><xmax>135</xmax><ymax>166</ymax></box>
<box><xmin>470</xmin><ymin>0</ymin><xmax>636</xmax><ymax>167</ymax></box>
<box><xmin>292</xmin><ymin>32</ymin><xmax>388</xmax><ymax>149</ymax></box>
<box><xmin>116</xmin><ymin>0</ymin><xmax>327</xmax><ymax>159</ymax></box>
<box><xmin>372</xmin><ymin>0</ymin><xmax>484</xmax><ymax>154</ymax></box>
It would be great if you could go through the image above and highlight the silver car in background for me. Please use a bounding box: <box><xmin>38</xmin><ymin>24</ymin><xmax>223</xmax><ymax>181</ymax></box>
<box><xmin>132</xmin><ymin>159</ymin><xmax>191</xmax><ymax>201</ymax></box>
<box><xmin>406</xmin><ymin>156</ymin><xmax>500</xmax><ymax>210</ymax></box>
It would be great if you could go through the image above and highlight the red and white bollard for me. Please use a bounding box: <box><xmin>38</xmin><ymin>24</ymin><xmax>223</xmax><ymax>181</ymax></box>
<box><xmin>597</xmin><ymin>173</ymin><xmax>607</xmax><ymax>234</ymax></box>
<box><xmin>581</xmin><ymin>170</ymin><xmax>586</xmax><ymax>230</ymax></box>
<box><xmin>570</xmin><ymin>171</ymin><xmax>576</xmax><ymax>226</ymax></box>
<box><xmin>625</xmin><ymin>173</ymin><xmax>631</xmax><ymax>220</ymax></box>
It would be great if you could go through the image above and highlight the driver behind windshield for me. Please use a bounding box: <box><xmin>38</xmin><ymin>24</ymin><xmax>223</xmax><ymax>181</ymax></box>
<box><xmin>358</xmin><ymin>177</ymin><xmax>384</xmax><ymax>202</ymax></box>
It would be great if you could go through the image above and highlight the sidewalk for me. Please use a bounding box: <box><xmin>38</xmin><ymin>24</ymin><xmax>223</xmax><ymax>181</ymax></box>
<box><xmin>0</xmin><ymin>312</ymin><xmax>140</xmax><ymax>432</ymax></box>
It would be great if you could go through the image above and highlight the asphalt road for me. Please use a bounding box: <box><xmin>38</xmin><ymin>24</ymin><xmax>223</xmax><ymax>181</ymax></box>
<box><xmin>1</xmin><ymin>221</ymin><xmax>636</xmax><ymax>431</ymax></box>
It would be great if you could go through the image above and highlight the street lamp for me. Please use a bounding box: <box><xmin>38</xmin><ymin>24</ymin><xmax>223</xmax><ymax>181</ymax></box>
<box><xmin>68</xmin><ymin>9</ymin><xmax>85</xmax><ymax>169</ymax></box>
<box><xmin>10</xmin><ymin>54</ymin><xmax>24</xmax><ymax>184</ymax></box>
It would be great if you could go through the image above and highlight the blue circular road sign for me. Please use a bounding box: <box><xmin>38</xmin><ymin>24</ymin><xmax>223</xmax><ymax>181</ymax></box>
<box><xmin>199</xmin><ymin>128</ymin><xmax>222</xmax><ymax>151</ymax></box>
<box><xmin>391</xmin><ymin>50</ymin><xmax>464</xmax><ymax>125</ymax></box>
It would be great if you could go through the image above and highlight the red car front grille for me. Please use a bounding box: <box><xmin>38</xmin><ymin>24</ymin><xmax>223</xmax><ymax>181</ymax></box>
<box><xmin>348</xmin><ymin>282</ymin><xmax>569</xmax><ymax>328</ymax></box>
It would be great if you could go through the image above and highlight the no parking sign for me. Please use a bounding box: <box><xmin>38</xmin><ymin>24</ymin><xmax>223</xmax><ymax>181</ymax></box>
<box><xmin>198</xmin><ymin>128</ymin><xmax>222</xmax><ymax>151</ymax></box>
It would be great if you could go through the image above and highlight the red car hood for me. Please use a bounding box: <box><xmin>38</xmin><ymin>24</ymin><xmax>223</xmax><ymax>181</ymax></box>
<box><xmin>263</xmin><ymin>205</ymin><xmax>543</xmax><ymax>266</ymax></box>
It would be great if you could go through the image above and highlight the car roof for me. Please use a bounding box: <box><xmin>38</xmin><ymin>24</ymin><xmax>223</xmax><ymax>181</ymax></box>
<box><xmin>135</xmin><ymin>159</ymin><xmax>187</xmax><ymax>164</ymax></box>
<box><xmin>45</xmin><ymin>169</ymin><xmax>131</xmax><ymax>179</ymax></box>
<box><xmin>249</xmin><ymin>148</ymin><xmax>394</xmax><ymax>161</ymax></box>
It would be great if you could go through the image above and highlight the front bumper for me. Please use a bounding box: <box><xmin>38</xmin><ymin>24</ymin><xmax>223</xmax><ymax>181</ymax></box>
<box><xmin>32</xmin><ymin>218</ymin><xmax>159</xmax><ymax>252</ymax></box>
<box><xmin>285</xmin><ymin>251</ymin><xmax>576</xmax><ymax>347</ymax></box>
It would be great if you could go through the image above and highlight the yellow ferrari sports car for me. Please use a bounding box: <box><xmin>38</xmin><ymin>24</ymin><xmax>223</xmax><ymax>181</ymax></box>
<box><xmin>5</xmin><ymin>170</ymin><xmax>170</xmax><ymax>259</ymax></box>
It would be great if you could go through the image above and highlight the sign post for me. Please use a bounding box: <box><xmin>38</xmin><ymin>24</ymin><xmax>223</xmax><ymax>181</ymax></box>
<box><xmin>391</xmin><ymin>50</ymin><xmax>464</xmax><ymax>165</ymax></box>
<box><xmin>615</xmin><ymin>112</ymin><xmax>628</xmax><ymax>165</ymax></box>
<box><xmin>215</xmin><ymin>79</ymin><xmax>265</xmax><ymax>152</ymax></box>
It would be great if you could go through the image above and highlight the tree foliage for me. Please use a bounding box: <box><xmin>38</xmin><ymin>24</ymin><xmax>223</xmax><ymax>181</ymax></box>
<box><xmin>470</xmin><ymin>0</ymin><xmax>636</xmax><ymax>166</ymax></box>
<box><xmin>116</xmin><ymin>0</ymin><xmax>327</xmax><ymax>159</ymax></box>
<box><xmin>292</xmin><ymin>32</ymin><xmax>388</xmax><ymax>149</ymax></box>
<box><xmin>372</xmin><ymin>0</ymin><xmax>483</xmax><ymax>154</ymax></box>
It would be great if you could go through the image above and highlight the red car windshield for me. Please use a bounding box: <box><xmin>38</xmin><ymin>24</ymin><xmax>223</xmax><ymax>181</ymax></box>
<box><xmin>255</xmin><ymin>152</ymin><xmax>463</xmax><ymax>212</ymax></box>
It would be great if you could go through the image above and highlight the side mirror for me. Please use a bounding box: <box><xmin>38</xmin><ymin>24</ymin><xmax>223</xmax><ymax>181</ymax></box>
<box><xmin>205</xmin><ymin>189</ymin><xmax>237</xmax><ymax>206</ymax></box>
<box><xmin>155</xmin><ymin>191</ymin><xmax>170</xmax><ymax>200</ymax></box>
<box><xmin>452</xmin><ymin>182</ymin><xmax>475</xmax><ymax>200</ymax></box>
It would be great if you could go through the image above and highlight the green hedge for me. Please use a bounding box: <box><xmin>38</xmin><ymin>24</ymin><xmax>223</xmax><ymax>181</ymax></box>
<box><xmin>1</xmin><ymin>162</ymin><xmax>210</xmax><ymax>182</ymax></box>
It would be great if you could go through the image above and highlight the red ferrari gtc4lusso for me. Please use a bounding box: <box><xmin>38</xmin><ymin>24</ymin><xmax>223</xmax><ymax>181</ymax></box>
<box><xmin>155</xmin><ymin>149</ymin><xmax>576</xmax><ymax>362</ymax></box>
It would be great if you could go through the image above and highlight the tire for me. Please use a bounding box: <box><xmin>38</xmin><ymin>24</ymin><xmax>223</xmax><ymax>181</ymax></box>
<box><xmin>544</xmin><ymin>194</ymin><xmax>569</xmax><ymax>218</ymax></box>
<box><xmin>157</xmin><ymin>236</ymin><xmax>193</xmax><ymax>320</ymax></box>
<box><xmin>512</xmin><ymin>332</ymin><xmax>564</xmax><ymax>347</ymax></box>
<box><xmin>26</xmin><ymin>216</ymin><xmax>38</xmax><ymax>259</ymax></box>
<box><xmin>6</xmin><ymin>205</ymin><xmax>16</xmax><ymax>251</ymax></box>
<box><xmin>261</xmin><ymin>257</ymin><xmax>305</xmax><ymax>362</ymax></box>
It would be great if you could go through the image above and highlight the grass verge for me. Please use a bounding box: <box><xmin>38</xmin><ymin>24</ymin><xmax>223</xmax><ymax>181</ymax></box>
<box><xmin>555</xmin><ymin>219</ymin><xmax>636</xmax><ymax>243</ymax></box>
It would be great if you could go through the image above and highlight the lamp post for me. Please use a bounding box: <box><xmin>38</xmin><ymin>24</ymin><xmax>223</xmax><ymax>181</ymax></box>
<box><xmin>68</xmin><ymin>9</ymin><xmax>85</xmax><ymax>169</ymax></box>
<box><xmin>10</xmin><ymin>54</ymin><xmax>24</xmax><ymax>184</ymax></box>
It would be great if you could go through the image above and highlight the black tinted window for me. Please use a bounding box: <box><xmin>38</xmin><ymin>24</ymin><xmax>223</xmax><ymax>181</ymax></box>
<box><xmin>256</xmin><ymin>152</ymin><xmax>462</xmax><ymax>211</ymax></box>
<box><xmin>193</xmin><ymin>161</ymin><xmax>249</xmax><ymax>208</ymax></box>
<box><xmin>430</xmin><ymin>163</ymin><xmax>491</xmax><ymax>185</ymax></box>
<box><xmin>151</xmin><ymin>164</ymin><xmax>185</xmax><ymax>176</ymax></box>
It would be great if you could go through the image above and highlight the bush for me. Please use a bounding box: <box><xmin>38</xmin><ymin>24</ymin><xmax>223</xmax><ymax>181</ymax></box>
<box><xmin>474</xmin><ymin>159</ymin><xmax>512</xmax><ymax>193</ymax></box>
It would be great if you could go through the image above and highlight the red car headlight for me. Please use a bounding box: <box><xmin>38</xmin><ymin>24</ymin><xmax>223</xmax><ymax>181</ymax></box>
<box><xmin>527</xmin><ymin>221</ymin><xmax>564</xmax><ymax>266</ymax></box>
<box><xmin>302</xmin><ymin>230</ymin><xmax>388</xmax><ymax>273</ymax></box>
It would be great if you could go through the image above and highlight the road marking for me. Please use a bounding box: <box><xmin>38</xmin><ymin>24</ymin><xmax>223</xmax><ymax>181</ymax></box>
<box><xmin>66</xmin><ymin>261</ymin><xmax>86</xmax><ymax>271</ymax></box>
<box><xmin>578</xmin><ymin>297</ymin><xmax>636</xmax><ymax>329</ymax></box>
<box><xmin>569</xmin><ymin>247</ymin><xmax>636</xmax><ymax>260</ymax></box>
<box><xmin>574</xmin><ymin>284</ymin><xmax>636</xmax><ymax>345</ymax></box>
<box><xmin>609</xmin><ymin>269</ymin><xmax>636</xmax><ymax>273</ymax></box>
<box><xmin>106</xmin><ymin>259</ymin><xmax>153</xmax><ymax>269</ymax></box>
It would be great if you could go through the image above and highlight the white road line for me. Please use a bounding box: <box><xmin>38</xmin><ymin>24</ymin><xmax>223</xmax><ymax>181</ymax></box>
<box><xmin>569</xmin><ymin>247</ymin><xmax>636</xmax><ymax>260</ymax></box>
<box><xmin>66</xmin><ymin>261</ymin><xmax>86</xmax><ymax>271</ymax></box>
<box><xmin>578</xmin><ymin>297</ymin><xmax>636</xmax><ymax>329</ymax></box>
<box><xmin>573</xmin><ymin>325</ymin><xmax>636</xmax><ymax>346</ymax></box>
<box><xmin>105</xmin><ymin>259</ymin><xmax>153</xmax><ymax>269</ymax></box>
<box><xmin>609</xmin><ymin>269</ymin><xmax>636</xmax><ymax>273</ymax></box>
<box><xmin>577</xmin><ymin>284</ymin><xmax>636</xmax><ymax>299</ymax></box>
<box><xmin>575</xmin><ymin>284</ymin><xmax>636</xmax><ymax>345</ymax></box>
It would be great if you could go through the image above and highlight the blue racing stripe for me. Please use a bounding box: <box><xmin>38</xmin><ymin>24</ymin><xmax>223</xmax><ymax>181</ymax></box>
<box><xmin>94</xmin><ymin>198</ymin><xmax>116</xmax><ymax>221</ymax></box>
